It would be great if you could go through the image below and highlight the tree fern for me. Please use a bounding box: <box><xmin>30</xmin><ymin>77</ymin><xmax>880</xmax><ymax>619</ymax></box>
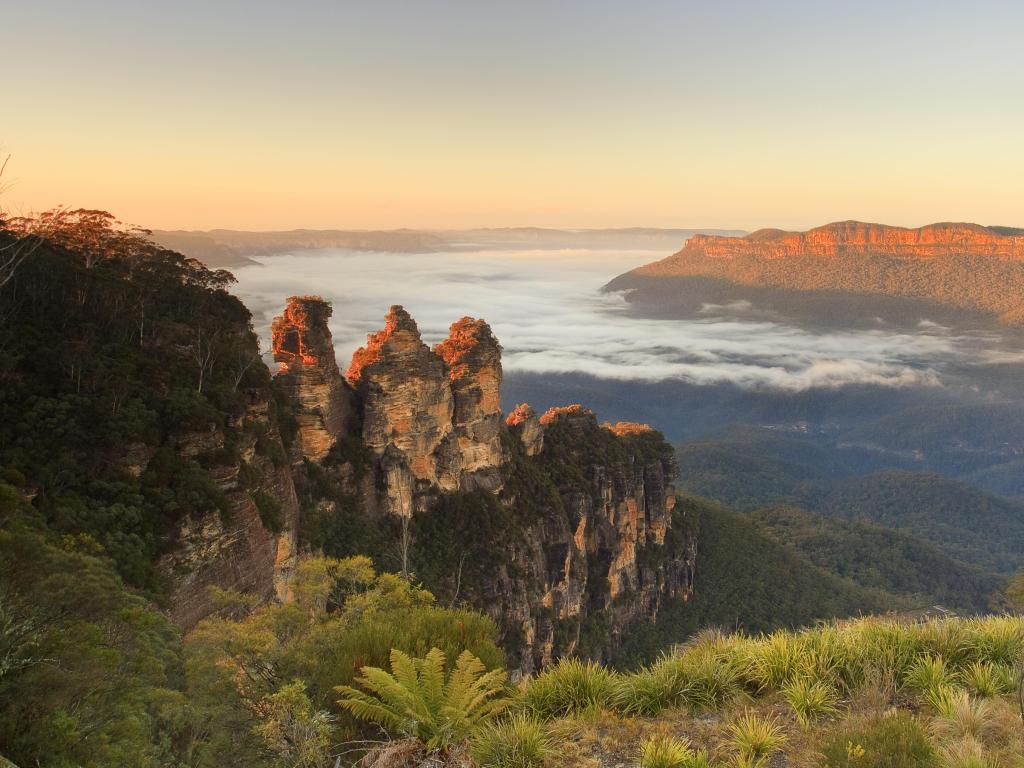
<box><xmin>337</xmin><ymin>647</ymin><xmax>508</xmax><ymax>750</ymax></box>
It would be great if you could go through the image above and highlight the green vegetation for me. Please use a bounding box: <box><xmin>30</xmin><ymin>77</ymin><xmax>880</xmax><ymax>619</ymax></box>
<box><xmin>0</xmin><ymin>212</ymin><xmax>273</xmax><ymax>593</ymax></box>
<box><xmin>508</xmin><ymin>615</ymin><xmax>1024</xmax><ymax>768</ymax></box>
<box><xmin>616</xmin><ymin>498</ymin><xmax>897</xmax><ymax>665</ymax></box>
<box><xmin>748</xmin><ymin>507</ymin><xmax>1002</xmax><ymax>613</ymax></box>
<box><xmin>470</xmin><ymin>713</ymin><xmax>552</xmax><ymax>768</ymax></box>
<box><xmin>337</xmin><ymin>648</ymin><xmax>508</xmax><ymax>751</ymax></box>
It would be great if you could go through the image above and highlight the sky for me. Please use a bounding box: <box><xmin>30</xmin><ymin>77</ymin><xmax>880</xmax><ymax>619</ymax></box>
<box><xmin>3</xmin><ymin>0</ymin><xmax>1023</xmax><ymax>231</ymax></box>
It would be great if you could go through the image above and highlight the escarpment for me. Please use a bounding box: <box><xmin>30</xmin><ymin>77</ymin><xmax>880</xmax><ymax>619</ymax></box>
<box><xmin>610</xmin><ymin>220</ymin><xmax>1024</xmax><ymax>324</ymax></box>
<box><xmin>270</xmin><ymin>298</ymin><xmax>694</xmax><ymax>671</ymax></box>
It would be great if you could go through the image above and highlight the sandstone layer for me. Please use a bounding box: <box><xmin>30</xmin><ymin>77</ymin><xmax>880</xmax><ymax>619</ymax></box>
<box><xmin>272</xmin><ymin>296</ymin><xmax>357</xmax><ymax>461</ymax></box>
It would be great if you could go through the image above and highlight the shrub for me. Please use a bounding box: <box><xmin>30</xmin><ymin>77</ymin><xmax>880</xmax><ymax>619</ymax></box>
<box><xmin>905</xmin><ymin>656</ymin><xmax>955</xmax><ymax>698</ymax></box>
<box><xmin>928</xmin><ymin>691</ymin><xmax>996</xmax><ymax>742</ymax></box>
<box><xmin>937</xmin><ymin>737</ymin><xmax>993</xmax><ymax>768</ymax></box>
<box><xmin>782</xmin><ymin>677</ymin><xmax>840</xmax><ymax>727</ymax></box>
<box><xmin>520</xmin><ymin>658</ymin><xmax>618</xmax><ymax>719</ymax></box>
<box><xmin>470</xmin><ymin>713</ymin><xmax>552</xmax><ymax>768</ymax></box>
<box><xmin>337</xmin><ymin>647</ymin><xmax>508</xmax><ymax>751</ymax></box>
<box><xmin>957</xmin><ymin>661</ymin><xmax>1016</xmax><ymax>698</ymax></box>
<box><xmin>614</xmin><ymin>655</ymin><xmax>696</xmax><ymax>716</ymax></box>
<box><xmin>252</xmin><ymin>489</ymin><xmax>284</xmax><ymax>533</ymax></box>
<box><xmin>726</xmin><ymin>710</ymin><xmax>786</xmax><ymax>766</ymax></box>
<box><xmin>820</xmin><ymin>711</ymin><xmax>937</xmax><ymax>768</ymax></box>
<box><xmin>637</xmin><ymin>735</ymin><xmax>711</xmax><ymax>768</ymax></box>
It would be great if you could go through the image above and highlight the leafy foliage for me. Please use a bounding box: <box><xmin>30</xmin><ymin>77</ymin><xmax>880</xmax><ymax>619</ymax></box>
<box><xmin>469</xmin><ymin>713</ymin><xmax>552</xmax><ymax>768</ymax></box>
<box><xmin>337</xmin><ymin>647</ymin><xmax>508</xmax><ymax>751</ymax></box>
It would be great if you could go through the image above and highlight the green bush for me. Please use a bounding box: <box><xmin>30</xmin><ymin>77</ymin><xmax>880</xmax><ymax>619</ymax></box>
<box><xmin>252</xmin><ymin>488</ymin><xmax>284</xmax><ymax>533</ymax></box>
<box><xmin>520</xmin><ymin>658</ymin><xmax>619</xmax><ymax>719</ymax></box>
<box><xmin>637</xmin><ymin>735</ymin><xmax>711</xmax><ymax>768</ymax></box>
<box><xmin>337</xmin><ymin>648</ymin><xmax>508</xmax><ymax>751</ymax></box>
<box><xmin>821</xmin><ymin>711</ymin><xmax>937</xmax><ymax>768</ymax></box>
<box><xmin>470</xmin><ymin>712</ymin><xmax>551</xmax><ymax>768</ymax></box>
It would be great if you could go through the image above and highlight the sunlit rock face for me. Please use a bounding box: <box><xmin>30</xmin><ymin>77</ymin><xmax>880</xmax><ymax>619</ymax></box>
<box><xmin>272</xmin><ymin>296</ymin><xmax>357</xmax><ymax>461</ymax></box>
<box><xmin>348</xmin><ymin>306</ymin><xmax>457</xmax><ymax>511</ymax></box>
<box><xmin>669</xmin><ymin>221</ymin><xmax>1024</xmax><ymax>262</ymax></box>
<box><xmin>506</xmin><ymin>403</ymin><xmax>544</xmax><ymax>456</ymax></box>
<box><xmin>434</xmin><ymin>317</ymin><xmax>506</xmax><ymax>491</ymax></box>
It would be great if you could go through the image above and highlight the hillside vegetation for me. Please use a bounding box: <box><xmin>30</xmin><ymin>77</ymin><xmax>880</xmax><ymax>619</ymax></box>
<box><xmin>344</xmin><ymin>613</ymin><xmax>1024</xmax><ymax>768</ymax></box>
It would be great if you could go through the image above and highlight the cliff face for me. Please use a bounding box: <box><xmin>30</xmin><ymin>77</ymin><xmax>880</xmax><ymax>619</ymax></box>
<box><xmin>615</xmin><ymin>221</ymin><xmax>1024</xmax><ymax>324</ymax></box>
<box><xmin>665</xmin><ymin>222</ymin><xmax>1024</xmax><ymax>263</ymax></box>
<box><xmin>159</xmin><ymin>393</ymin><xmax>300</xmax><ymax>629</ymax></box>
<box><xmin>268</xmin><ymin>298</ymin><xmax>693</xmax><ymax>670</ymax></box>
<box><xmin>272</xmin><ymin>296</ymin><xmax>357</xmax><ymax>461</ymax></box>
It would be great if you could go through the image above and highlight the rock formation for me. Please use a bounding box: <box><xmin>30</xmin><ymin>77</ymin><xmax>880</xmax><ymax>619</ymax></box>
<box><xmin>659</xmin><ymin>222</ymin><xmax>1024</xmax><ymax>263</ymax></box>
<box><xmin>346</xmin><ymin>306</ymin><xmax>509</xmax><ymax>515</ymax></box>
<box><xmin>266</xmin><ymin>298</ymin><xmax>694</xmax><ymax>669</ymax></box>
<box><xmin>506</xmin><ymin>403</ymin><xmax>544</xmax><ymax>455</ymax></box>
<box><xmin>272</xmin><ymin>296</ymin><xmax>357</xmax><ymax>461</ymax></box>
<box><xmin>159</xmin><ymin>391</ymin><xmax>300</xmax><ymax>630</ymax></box>
<box><xmin>612</xmin><ymin>221</ymin><xmax>1024</xmax><ymax>324</ymax></box>
<box><xmin>434</xmin><ymin>317</ymin><xmax>506</xmax><ymax>491</ymax></box>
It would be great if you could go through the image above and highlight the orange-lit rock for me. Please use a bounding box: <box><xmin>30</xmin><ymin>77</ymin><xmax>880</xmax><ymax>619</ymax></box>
<box><xmin>621</xmin><ymin>221</ymin><xmax>1024</xmax><ymax>323</ymax></box>
<box><xmin>348</xmin><ymin>306</ymin><xmax>457</xmax><ymax>513</ymax></box>
<box><xmin>506</xmin><ymin>403</ymin><xmax>544</xmax><ymax>456</ymax></box>
<box><xmin>604</xmin><ymin>421</ymin><xmax>657</xmax><ymax>438</ymax></box>
<box><xmin>434</xmin><ymin>317</ymin><xmax>506</xmax><ymax>490</ymax></box>
<box><xmin>673</xmin><ymin>221</ymin><xmax>1024</xmax><ymax>262</ymax></box>
<box><xmin>272</xmin><ymin>296</ymin><xmax>357</xmax><ymax>461</ymax></box>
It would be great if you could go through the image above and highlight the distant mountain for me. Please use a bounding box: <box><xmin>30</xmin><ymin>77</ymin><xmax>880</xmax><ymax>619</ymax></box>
<box><xmin>150</xmin><ymin>228</ymin><xmax>449</xmax><ymax>267</ymax></box>
<box><xmin>151</xmin><ymin>227</ymin><xmax>746</xmax><ymax>268</ymax></box>
<box><xmin>607</xmin><ymin>221</ymin><xmax>1024</xmax><ymax>326</ymax></box>
<box><xmin>675</xmin><ymin>428</ymin><xmax>1024</xmax><ymax>575</ymax></box>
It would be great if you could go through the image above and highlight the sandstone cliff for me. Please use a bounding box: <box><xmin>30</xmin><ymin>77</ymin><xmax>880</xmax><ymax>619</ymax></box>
<box><xmin>270</xmin><ymin>298</ymin><xmax>694</xmax><ymax>670</ymax></box>
<box><xmin>613</xmin><ymin>221</ymin><xmax>1024</xmax><ymax>324</ymax></box>
<box><xmin>272</xmin><ymin>296</ymin><xmax>357</xmax><ymax>461</ymax></box>
<box><xmin>158</xmin><ymin>392</ymin><xmax>301</xmax><ymax>629</ymax></box>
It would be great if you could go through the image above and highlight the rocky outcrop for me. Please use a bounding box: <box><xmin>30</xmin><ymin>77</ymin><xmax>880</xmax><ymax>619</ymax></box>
<box><xmin>159</xmin><ymin>392</ymin><xmax>300</xmax><ymax>630</ymax></box>
<box><xmin>347</xmin><ymin>306</ymin><xmax>511</xmax><ymax>515</ymax></box>
<box><xmin>468</xmin><ymin>405</ymin><xmax>687</xmax><ymax>672</ymax></box>
<box><xmin>660</xmin><ymin>222</ymin><xmax>1024</xmax><ymax>263</ymax></box>
<box><xmin>272</xmin><ymin>296</ymin><xmax>357</xmax><ymax>461</ymax></box>
<box><xmin>614</xmin><ymin>221</ymin><xmax>1024</xmax><ymax>325</ymax></box>
<box><xmin>269</xmin><ymin>299</ymin><xmax>694</xmax><ymax>670</ymax></box>
<box><xmin>506</xmin><ymin>404</ymin><xmax>544</xmax><ymax>456</ymax></box>
<box><xmin>434</xmin><ymin>317</ymin><xmax>506</xmax><ymax>491</ymax></box>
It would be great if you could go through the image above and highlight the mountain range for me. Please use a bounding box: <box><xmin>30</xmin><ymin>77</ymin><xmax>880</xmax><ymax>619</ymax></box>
<box><xmin>607</xmin><ymin>220</ymin><xmax>1024</xmax><ymax>326</ymax></box>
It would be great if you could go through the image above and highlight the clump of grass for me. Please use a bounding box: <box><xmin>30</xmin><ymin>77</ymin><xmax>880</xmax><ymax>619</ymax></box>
<box><xmin>637</xmin><ymin>735</ymin><xmax>711</xmax><ymax>768</ymax></box>
<box><xmin>928</xmin><ymin>690</ymin><xmax>996</xmax><ymax>742</ymax></box>
<box><xmin>937</xmin><ymin>737</ymin><xmax>993</xmax><ymax>768</ymax></box>
<box><xmin>782</xmin><ymin>677</ymin><xmax>840</xmax><ymax>727</ymax></box>
<box><xmin>905</xmin><ymin>655</ymin><xmax>955</xmax><ymax>698</ymax></box>
<box><xmin>614</xmin><ymin>659</ymin><xmax>693</xmax><ymax>716</ymax></box>
<box><xmin>520</xmin><ymin>658</ymin><xmax>618</xmax><ymax>719</ymax></box>
<box><xmin>744</xmin><ymin>632</ymin><xmax>805</xmax><ymax>690</ymax></box>
<box><xmin>470</xmin><ymin>713</ymin><xmax>552</xmax><ymax>768</ymax></box>
<box><xmin>958</xmin><ymin>661</ymin><xmax>1016</xmax><ymax>698</ymax></box>
<box><xmin>819</xmin><ymin>710</ymin><xmax>936</xmax><ymax>768</ymax></box>
<box><xmin>726</xmin><ymin>710</ymin><xmax>786</xmax><ymax>767</ymax></box>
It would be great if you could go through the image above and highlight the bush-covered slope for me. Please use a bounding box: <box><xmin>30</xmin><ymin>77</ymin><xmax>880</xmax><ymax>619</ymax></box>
<box><xmin>748</xmin><ymin>506</ymin><xmax>1003</xmax><ymax>613</ymax></box>
<box><xmin>615</xmin><ymin>497</ymin><xmax>897</xmax><ymax>665</ymax></box>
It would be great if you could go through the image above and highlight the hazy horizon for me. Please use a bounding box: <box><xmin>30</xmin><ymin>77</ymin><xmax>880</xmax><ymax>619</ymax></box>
<box><xmin>4</xmin><ymin>1</ymin><xmax>1023</xmax><ymax>231</ymax></box>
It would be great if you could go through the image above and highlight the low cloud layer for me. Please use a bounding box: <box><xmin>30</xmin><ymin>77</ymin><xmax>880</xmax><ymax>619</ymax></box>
<box><xmin>231</xmin><ymin>247</ymin><xmax>1015</xmax><ymax>391</ymax></box>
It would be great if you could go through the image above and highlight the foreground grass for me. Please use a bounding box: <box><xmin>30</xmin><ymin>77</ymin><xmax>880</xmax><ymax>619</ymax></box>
<box><xmin>497</xmin><ymin>615</ymin><xmax>1024</xmax><ymax>767</ymax></box>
